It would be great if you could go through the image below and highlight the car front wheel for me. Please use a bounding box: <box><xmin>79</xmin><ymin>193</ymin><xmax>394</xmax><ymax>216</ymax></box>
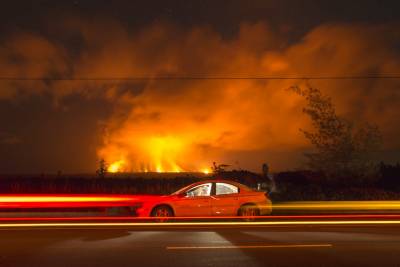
<box><xmin>151</xmin><ymin>205</ymin><xmax>174</xmax><ymax>218</ymax></box>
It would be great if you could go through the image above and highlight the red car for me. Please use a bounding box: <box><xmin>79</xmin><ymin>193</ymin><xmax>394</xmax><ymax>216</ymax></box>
<box><xmin>137</xmin><ymin>180</ymin><xmax>272</xmax><ymax>217</ymax></box>
<box><xmin>0</xmin><ymin>180</ymin><xmax>272</xmax><ymax>218</ymax></box>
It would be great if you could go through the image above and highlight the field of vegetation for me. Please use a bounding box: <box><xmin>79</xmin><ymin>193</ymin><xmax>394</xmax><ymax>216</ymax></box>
<box><xmin>1</xmin><ymin>164</ymin><xmax>400</xmax><ymax>202</ymax></box>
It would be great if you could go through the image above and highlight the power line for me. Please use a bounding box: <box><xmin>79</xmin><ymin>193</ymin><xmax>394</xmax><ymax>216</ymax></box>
<box><xmin>0</xmin><ymin>75</ymin><xmax>400</xmax><ymax>81</ymax></box>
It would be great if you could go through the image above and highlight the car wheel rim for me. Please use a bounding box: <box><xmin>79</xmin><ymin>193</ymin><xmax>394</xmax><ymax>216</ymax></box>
<box><xmin>155</xmin><ymin>208</ymin><xmax>170</xmax><ymax>217</ymax></box>
<box><xmin>242</xmin><ymin>207</ymin><xmax>257</xmax><ymax>217</ymax></box>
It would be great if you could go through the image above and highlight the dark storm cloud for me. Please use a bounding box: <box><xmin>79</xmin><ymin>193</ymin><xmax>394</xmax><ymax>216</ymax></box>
<box><xmin>1</xmin><ymin>0</ymin><xmax>399</xmax><ymax>38</ymax></box>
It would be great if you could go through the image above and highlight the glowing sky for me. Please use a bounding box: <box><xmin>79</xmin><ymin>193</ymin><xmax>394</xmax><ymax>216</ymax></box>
<box><xmin>0</xmin><ymin>1</ymin><xmax>399</xmax><ymax>173</ymax></box>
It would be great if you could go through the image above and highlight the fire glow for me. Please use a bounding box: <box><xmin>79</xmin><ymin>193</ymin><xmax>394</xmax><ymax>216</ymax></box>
<box><xmin>86</xmin><ymin>23</ymin><xmax>400</xmax><ymax>174</ymax></box>
<box><xmin>0</xmin><ymin>19</ymin><xmax>397</xmax><ymax>174</ymax></box>
<box><xmin>103</xmin><ymin>134</ymin><xmax>213</xmax><ymax>173</ymax></box>
<box><xmin>108</xmin><ymin>160</ymin><xmax>125</xmax><ymax>173</ymax></box>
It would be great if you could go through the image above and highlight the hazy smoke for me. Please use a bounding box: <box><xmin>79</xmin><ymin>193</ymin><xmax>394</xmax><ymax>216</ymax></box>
<box><xmin>1</xmin><ymin>19</ymin><xmax>399</xmax><ymax>171</ymax></box>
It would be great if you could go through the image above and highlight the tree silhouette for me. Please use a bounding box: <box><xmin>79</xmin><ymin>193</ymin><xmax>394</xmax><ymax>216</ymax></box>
<box><xmin>212</xmin><ymin>162</ymin><xmax>230</xmax><ymax>174</ymax></box>
<box><xmin>291</xmin><ymin>84</ymin><xmax>382</xmax><ymax>180</ymax></box>
<box><xmin>96</xmin><ymin>158</ymin><xmax>108</xmax><ymax>178</ymax></box>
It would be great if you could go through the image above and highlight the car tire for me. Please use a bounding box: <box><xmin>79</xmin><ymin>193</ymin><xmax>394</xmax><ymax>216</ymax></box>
<box><xmin>238</xmin><ymin>204</ymin><xmax>260</xmax><ymax>219</ymax></box>
<box><xmin>151</xmin><ymin>205</ymin><xmax>174</xmax><ymax>219</ymax></box>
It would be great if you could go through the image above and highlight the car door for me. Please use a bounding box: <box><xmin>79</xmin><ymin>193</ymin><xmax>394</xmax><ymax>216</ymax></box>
<box><xmin>211</xmin><ymin>182</ymin><xmax>240</xmax><ymax>216</ymax></box>
<box><xmin>173</xmin><ymin>183</ymin><xmax>212</xmax><ymax>217</ymax></box>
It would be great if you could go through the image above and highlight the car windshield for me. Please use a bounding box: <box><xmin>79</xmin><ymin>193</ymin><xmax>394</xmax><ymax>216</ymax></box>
<box><xmin>171</xmin><ymin>184</ymin><xmax>194</xmax><ymax>195</ymax></box>
<box><xmin>186</xmin><ymin>183</ymin><xmax>212</xmax><ymax>197</ymax></box>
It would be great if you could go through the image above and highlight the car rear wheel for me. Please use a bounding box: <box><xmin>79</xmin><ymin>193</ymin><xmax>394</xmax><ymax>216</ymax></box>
<box><xmin>151</xmin><ymin>205</ymin><xmax>174</xmax><ymax>218</ymax></box>
<box><xmin>238</xmin><ymin>204</ymin><xmax>260</xmax><ymax>218</ymax></box>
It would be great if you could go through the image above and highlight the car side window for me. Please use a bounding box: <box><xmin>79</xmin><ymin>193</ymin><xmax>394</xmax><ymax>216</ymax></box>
<box><xmin>216</xmin><ymin>183</ymin><xmax>239</xmax><ymax>195</ymax></box>
<box><xmin>186</xmin><ymin>183</ymin><xmax>212</xmax><ymax>197</ymax></box>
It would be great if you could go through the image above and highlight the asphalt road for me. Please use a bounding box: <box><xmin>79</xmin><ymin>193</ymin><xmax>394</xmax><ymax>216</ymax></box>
<box><xmin>0</xmin><ymin>223</ymin><xmax>400</xmax><ymax>267</ymax></box>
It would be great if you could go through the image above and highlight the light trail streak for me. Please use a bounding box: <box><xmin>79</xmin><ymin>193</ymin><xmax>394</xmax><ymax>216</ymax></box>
<box><xmin>273</xmin><ymin>201</ymin><xmax>400</xmax><ymax>210</ymax></box>
<box><xmin>0</xmin><ymin>195</ymin><xmax>135</xmax><ymax>202</ymax></box>
<box><xmin>1</xmin><ymin>214</ymin><xmax>400</xmax><ymax>221</ymax></box>
<box><xmin>0</xmin><ymin>194</ymin><xmax>142</xmax><ymax>208</ymax></box>
<box><xmin>166</xmin><ymin>244</ymin><xmax>333</xmax><ymax>250</ymax></box>
<box><xmin>2</xmin><ymin>198</ymin><xmax>400</xmax><ymax>209</ymax></box>
<box><xmin>1</xmin><ymin>220</ymin><xmax>400</xmax><ymax>228</ymax></box>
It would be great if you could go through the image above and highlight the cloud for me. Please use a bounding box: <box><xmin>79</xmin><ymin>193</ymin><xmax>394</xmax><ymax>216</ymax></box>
<box><xmin>0</xmin><ymin>19</ymin><xmax>399</xmax><ymax>171</ymax></box>
<box><xmin>0</xmin><ymin>132</ymin><xmax>21</xmax><ymax>145</ymax></box>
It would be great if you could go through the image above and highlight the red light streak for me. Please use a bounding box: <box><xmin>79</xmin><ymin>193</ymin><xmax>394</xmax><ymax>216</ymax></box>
<box><xmin>1</xmin><ymin>220</ymin><xmax>400</xmax><ymax>228</ymax></box>
<box><xmin>0</xmin><ymin>194</ymin><xmax>145</xmax><ymax>208</ymax></box>
<box><xmin>0</xmin><ymin>214</ymin><xmax>400</xmax><ymax>221</ymax></box>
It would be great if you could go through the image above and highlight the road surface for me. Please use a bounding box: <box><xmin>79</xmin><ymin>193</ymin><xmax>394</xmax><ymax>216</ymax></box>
<box><xmin>0</xmin><ymin>222</ymin><xmax>400</xmax><ymax>267</ymax></box>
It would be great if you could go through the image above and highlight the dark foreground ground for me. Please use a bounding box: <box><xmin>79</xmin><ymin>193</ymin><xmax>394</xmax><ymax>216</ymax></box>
<box><xmin>0</xmin><ymin>223</ymin><xmax>400</xmax><ymax>267</ymax></box>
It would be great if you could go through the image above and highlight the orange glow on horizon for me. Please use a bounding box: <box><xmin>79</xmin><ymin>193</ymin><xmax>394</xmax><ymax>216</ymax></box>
<box><xmin>108</xmin><ymin>160</ymin><xmax>125</xmax><ymax>173</ymax></box>
<box><xmin>145</xmin><ymin>136</ymin><xmax>184</xmax><ymax>172</ymax></box>
<box><xmin>0</xmin><ymin>21</ymin><xmax>398</xmax><ymax>173</ymax></box>
<box><xmin>93</xmin><ymin>23</ymin><xmax>400</xmax><ymax>173</ymax></box>
<box><xmin>201</xmin><ymin>168</ymin><xmax>211</xmax><ymax>174</ymax></box>
<box><xmin>101</xmin><ymin>135</ymin><xmax>195</xmax><ymax>173</ymax></box>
